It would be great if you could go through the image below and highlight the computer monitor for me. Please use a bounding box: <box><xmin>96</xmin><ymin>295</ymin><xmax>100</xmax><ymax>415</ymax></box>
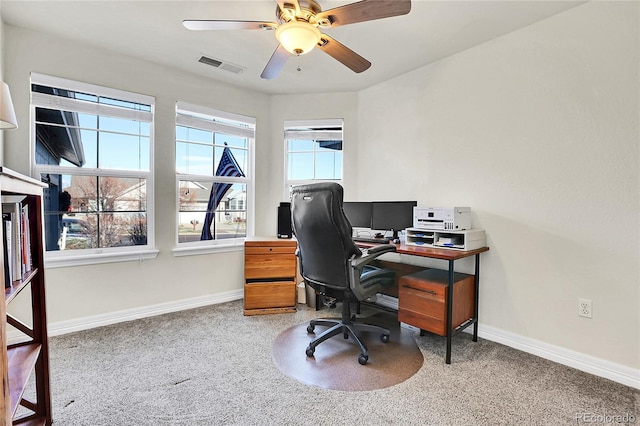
<box><xmin>342</xmin><ymin>202</ymin><xmax>373</xmax><ymax>228</ymax></box>
<box><xmin>371</xmin><ymin>201</ymin><xmax>417</xmax><ymax>239</ymax></box>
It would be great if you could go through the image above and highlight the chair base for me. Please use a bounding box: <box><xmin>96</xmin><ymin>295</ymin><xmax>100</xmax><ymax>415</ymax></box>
<box><xmin>305</xmin><ymin>304</ymin><xmax>390</xmax><ymax>365</ymax></box>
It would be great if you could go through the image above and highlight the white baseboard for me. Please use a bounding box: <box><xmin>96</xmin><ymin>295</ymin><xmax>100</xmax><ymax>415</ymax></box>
<box><xmin>46</xmin><ymin>289</ymin><xmax>244</xmax><ymax>337</ymax></box>
<box><xmin>466</xmin><ymin>324</ymin><xmax>640</xmax><ymax>390</ymax></box>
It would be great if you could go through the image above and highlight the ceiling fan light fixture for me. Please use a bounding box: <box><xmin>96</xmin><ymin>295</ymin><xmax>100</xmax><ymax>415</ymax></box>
<box><xmin>275</xmin><ymin>21</ymin><xmax>321</xmax><ymax>55</ymax></box>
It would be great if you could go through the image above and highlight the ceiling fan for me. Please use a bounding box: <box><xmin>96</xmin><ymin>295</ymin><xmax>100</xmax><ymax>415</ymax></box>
<box><xmin>183</xmin><ymin>0</ymin><xmax>412</xmax><ymax>79</ymax></box>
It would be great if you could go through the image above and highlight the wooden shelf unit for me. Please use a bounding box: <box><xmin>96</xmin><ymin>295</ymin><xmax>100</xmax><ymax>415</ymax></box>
<box><xmin>405</xmin><ymin>228</ymin><xmax>486</xmax><ymax>251</ymax></box>
<box><xmin>0</xmin><ymin>168</ymin><xmax>51</xmax><ymax>425</ymax></box>
<box><xmin>244</xmin><ymin>237</ymin><xmax>297</xmax><ymax>315</ymax></box>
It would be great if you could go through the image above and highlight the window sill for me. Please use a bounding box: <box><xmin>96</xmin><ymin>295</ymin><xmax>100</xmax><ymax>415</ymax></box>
<box><xmin>45</xmin><ymin>248</ymin><xmax>160</xmax><ymax>269</ymax></box>
<box><xmin>172</xmin><ymin>241</ymin><xmax>245</xmax><ymax>257</ymax></box>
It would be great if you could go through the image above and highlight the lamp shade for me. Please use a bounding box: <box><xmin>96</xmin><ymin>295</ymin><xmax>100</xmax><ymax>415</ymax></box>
<box><xmin>0</xmin><ymin>81</ymin><xmax>18</xmax><ymax>129</ymax></box>
<box><xmin>275</xmin><ymin>21</ymin><xmax>321</xmax><ymax>55</ymax></box>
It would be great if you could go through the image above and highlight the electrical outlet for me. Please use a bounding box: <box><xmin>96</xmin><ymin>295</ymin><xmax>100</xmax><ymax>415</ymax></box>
<box><xmin>578</xmin><ymin>298</ymin><xmax>592</xmax><ymax>318</ymax></box>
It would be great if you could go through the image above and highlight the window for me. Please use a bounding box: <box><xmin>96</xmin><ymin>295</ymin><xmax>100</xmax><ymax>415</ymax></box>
<box><xmin>31</xmin><ymin>73</ymin><xmax>156</xmax><ymax>266</ymax></box>
<box><xmin>284</xmin><ymin>119</ymin><xmax>343</xmax><ymax>195</ymax></box>
<box><xmin>175</xmin><ymin>102</ymin><xmax>254</xmax><ymax>252</ymax></box>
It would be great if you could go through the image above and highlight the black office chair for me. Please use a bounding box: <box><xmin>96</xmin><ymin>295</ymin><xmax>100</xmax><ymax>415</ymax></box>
<box><xmin>291</xmin><ymin>182</ymin><xmax>397</xmax><ymax>365</ymax></box>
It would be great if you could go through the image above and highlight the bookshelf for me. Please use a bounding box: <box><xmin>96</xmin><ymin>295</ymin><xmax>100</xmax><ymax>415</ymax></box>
<box><xmin>0</xmin><ymin>168</ymin><xmax>51</xmax><ymax>425</ymax></box>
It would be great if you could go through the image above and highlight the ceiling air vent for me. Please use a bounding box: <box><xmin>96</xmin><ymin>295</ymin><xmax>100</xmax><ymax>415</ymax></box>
<box><xmin>198</xmin><ymin>55</ymin><xmax>245</xmax><ymax>74</ymax></box>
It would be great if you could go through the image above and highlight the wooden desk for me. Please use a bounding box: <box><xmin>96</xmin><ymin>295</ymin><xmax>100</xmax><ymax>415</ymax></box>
<box><xmin>358</xmin><ymin>241</ymin><xmax>489</xmax><ymax>364</ymax></box>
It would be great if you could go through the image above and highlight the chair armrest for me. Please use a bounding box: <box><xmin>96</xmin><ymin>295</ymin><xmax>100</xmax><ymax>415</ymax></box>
<box><xmin>364</xmin><ymin>244</ymin><xmax>397</xmax><ymax>255</ymax></box>
<box><xmin>351</xmin><ymin>244</ymin><xmax>396</xmax><ymax>269</ymax></box>
<box><xmin>348</xmin><ymin>244</ymin><xmax>397</xmax><ymax>301</ymax></box>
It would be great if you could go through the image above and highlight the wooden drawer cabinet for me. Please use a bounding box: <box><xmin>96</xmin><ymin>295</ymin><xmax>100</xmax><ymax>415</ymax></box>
<box><xmin>398</xmin><ymin>269</ymin><xmax>474</xmax><ymax>336</ymax></box>
<box><xmin>244</xmin><ymin>246</ymin><xmax>297</xmax><ymax>280</ymax></box>
<box><xmin>244</xmin><ymin>237</ymin><xmax>297</xmax><ymax>315</ymax></box>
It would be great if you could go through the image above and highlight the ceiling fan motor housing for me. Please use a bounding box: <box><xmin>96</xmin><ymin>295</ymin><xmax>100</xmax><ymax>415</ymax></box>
<box><xmin>276</xmin><ymin>0</ymin><xmax>324</xmax><ymax>25</ymax></box>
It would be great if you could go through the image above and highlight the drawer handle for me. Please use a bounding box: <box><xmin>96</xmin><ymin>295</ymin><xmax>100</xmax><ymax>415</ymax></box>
<box><xmin>402</xmin><ymin>284</ymin><xmax>437</xmax><ymax>295</ymax></box>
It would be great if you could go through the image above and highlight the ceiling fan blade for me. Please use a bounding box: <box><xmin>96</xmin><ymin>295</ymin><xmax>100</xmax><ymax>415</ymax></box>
<box><xmin>316</xmin><ymin>34</ymin><xmax>371</xmax><ymax>73</ymax></box>
<box><xmin>183</xmin><ymin>20</ymin><xmax>277</xmax><ymax>31</ymax></box>
<box><xmin>261</xmin><ymin>44</ymin><xmax>290</xmax><ymax>79</ymax></box>
<box><xmin>316</xmin><ymin>0</ymin><xmax>411</xmax><ymax>28</ymax></box>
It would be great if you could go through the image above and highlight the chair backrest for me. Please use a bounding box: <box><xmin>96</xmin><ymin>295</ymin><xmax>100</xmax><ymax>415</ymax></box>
<box><xmin>291</xmin><ymin>182</ymin><xmax>361</xmax><ymax>292</ymax></box>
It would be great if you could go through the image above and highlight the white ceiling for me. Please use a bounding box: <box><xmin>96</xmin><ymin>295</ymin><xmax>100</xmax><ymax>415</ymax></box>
<box><xmin>1</xmin><ymin>0</ymin><xmax>585</xmax><ymax>95</ymax></box>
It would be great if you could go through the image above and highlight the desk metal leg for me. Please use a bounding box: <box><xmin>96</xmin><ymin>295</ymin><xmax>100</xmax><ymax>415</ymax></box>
<box><xmin>473</xmin><ymin>253</ymin><xmax>480</xmax><ymax>342</ymax></box>
<box><xmin>446</xmin><ymin>259</ymin><xmax>454</xmax><ymax>364</ymax></box>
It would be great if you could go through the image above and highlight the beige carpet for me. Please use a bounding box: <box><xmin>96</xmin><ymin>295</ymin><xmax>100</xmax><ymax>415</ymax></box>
<box><xmin>42</xmin><ymin>301</ymin><xmax>638</xmax><ymax>425</ymax></box>
<box><xmin>272</xmin><ymin>313</ymin><xmax>424</xmax><ymax>391</ymax></box>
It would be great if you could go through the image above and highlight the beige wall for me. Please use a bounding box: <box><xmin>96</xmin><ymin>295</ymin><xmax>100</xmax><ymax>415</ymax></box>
<box><xmin>1</xmin><ymin>1</ymin><xmax>638</xmax><ymax>381</ymax></box>
<box><xmin>258</xmin><ymin>92</ymin><xmax>359</xmax><ymax>233</ymax></box>
<box><xmin>3</xmin><ymin>24</ymin><xmax>270</xmax><ymax>322</ymax></box>
<box><xmin>356</xmin><ymin>1</ymin><xmax>639</xmax><ymax>369</ymax></box>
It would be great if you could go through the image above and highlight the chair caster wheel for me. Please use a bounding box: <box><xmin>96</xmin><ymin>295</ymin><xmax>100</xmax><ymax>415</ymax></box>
<box><xmin>381</xmin><ymin>334</ymin><xmax>390</xmax><ymax>343</ymax></box>
<box><xmin>358</xmin><ymin>354</ymin><xmax>368</xmax><ymax>365</ymax></box>
<box><xmin>307</xmin><ymin>325</ymin><xmax>315</xmax><ymax>334</ymax></box>
<box><xmin>306</xmin><ymin>346</ymin><xmax>315</xmax><ymax>358</ymax></box>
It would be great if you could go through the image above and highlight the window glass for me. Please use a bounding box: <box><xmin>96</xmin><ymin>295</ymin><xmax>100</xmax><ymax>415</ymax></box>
<box><xmin>178</xmin><ymin>126</ymin><xmax>212</xmax><ymax>144</ymax></box>
<box><xmin>178</xmin><ymin>181</ymin><xmax>247</xmax><ymax>243</ymax></box>
<box><xmin>99</xmin><ymin>116</ymin><xmax>150</xmax><ymax>135</ymax></box>
<box><xmin>176</xmin><ymin>103</ymin><xmax>254</xmax><ymax>246</ymax></box>
<box><xmin>98</xmin><ymin>133</ymin><xmax>150</xmax><ymax>171</ymax></box>
<box><xmin>288</xmin><ymin>152</ymin><xmax>314</xmax><ymax>180</ymax></box>
<box><xmin>176</xmin><ymin>142</ymin><xmax>214</xmax><ymax>175</ymax></box>
<box><xmin>288</xmin><ymin>139</ymin><xmax>315</xmax><ymax>151</ymax></box>
<box><xmin>316</xmin><ymin>151</ymin><xmax>342</xmax><ymax>179</ymax></box>
<box><xmin>32</xmin><ymin>74</ymin><xmax>154</xmax><ymax>256</ymax></box>
<box><xmin>285</xmin><ymin>120</ymin><xmax>343</xmax><ymax>187</ymax></box>
<box><xmin>41</xmin><ymin>174</ymin><xmax>148</xmax><ymax>250</ymax></box>
<box><xmin>35</xmin><ymin>108</ymin><xmax>150</xmax><ymax>171</ymax></box>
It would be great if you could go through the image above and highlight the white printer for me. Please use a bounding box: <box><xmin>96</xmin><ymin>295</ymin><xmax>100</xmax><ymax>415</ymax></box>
<box><xmin>413</xmin><ymin>207</ymin><xmax>471</xmax><ymax>231</ymax></box>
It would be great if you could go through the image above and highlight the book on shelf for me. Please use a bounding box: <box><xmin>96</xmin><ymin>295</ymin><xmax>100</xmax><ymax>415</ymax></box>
<box><xmin>2</xmin><ymin>195</ymin><xmax>31</xmax><ymax>283</ymax></box>
<box><xmin>21</xmin><ymin>203</ymin><xmax>32</xmax><ymax>273</ymax></box>
<box><xmin>2</xmin><ymin>213</ymin><xmax>10</xmax><ymax>288</ymax></box>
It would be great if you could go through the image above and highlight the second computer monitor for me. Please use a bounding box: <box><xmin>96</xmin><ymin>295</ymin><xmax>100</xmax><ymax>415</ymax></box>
<box><xmin>342</xmin><ymin>201</ymin><xmax>373</xmax><ymax>228</ymax></box>
<box><xmin>371</xmin><ymin>201</ymin><xmax>417</xmax><ymax>239</ymax></box>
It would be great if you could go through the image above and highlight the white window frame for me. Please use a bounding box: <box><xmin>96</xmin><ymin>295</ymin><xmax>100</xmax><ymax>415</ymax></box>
<box><xmin>173</xmin><ymin>102</ymin><xmax>255</xmax><ymax>257</ymax></box>
<box><xmin>30</xmin><ymin>73</ymin><xmax>158</xmax><ymax>268</ymax></box>
<box><xmin>284</xmin><ymin>118</ymin><xmax>343</xmax><ymax>199</ymax></box>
